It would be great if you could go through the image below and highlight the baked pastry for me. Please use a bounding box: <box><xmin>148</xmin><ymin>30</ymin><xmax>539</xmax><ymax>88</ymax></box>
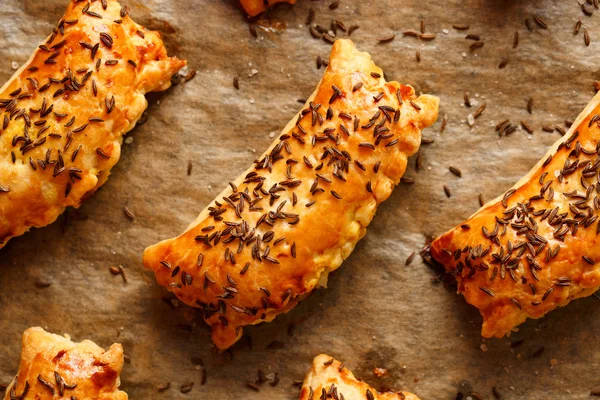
<box><xmin>299</xmin><ymin>354</ymin><xmax>420</xmax><ymax>400</ymax></box>
<box><xmin>0</xmin><ymin>0</ymin><xmax>185</xmax><ymax>249</ymax></box>
<box><xmin>3</xmin><ymin>327</ymin><xmax>127</xmax><ymax>400</ymax></box>
<box><xmin>240</xmin><ymin>0</ymin><xmax>296</xmax><ymax>17</ymax></box>
<box><xmin>143</xmin><ymin>39</ymin><xmax>439</xmax><ymax>350</ymax></box>
<box><xmin>429</xmin><ymin>91</ymin><xmax>600</xmax><ymax>338</ymax></box>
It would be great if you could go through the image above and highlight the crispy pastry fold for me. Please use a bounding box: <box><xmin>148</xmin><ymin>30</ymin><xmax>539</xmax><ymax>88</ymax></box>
<box><xmin>0</xmin><ymin>0</ymin><xmax>185</xmax><ymax>248</ymax></box>
<box><xmin>144</xmin><ymin>39</ymin><xmax>439</xmax><ymax>350</ymax></box>
<box><xmin>430</xmin><ymin>90</ymin><xmax>600</xmax><ymax>338</ymax></box>
<box><xmin>4</xmin><ymin>327</ymin><xmax>127</xmax><ymax>400</ymax></box>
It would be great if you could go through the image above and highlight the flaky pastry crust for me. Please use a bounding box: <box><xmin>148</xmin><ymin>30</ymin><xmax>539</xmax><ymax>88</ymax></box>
<box><xmin>143</xmin><ymin>39</ymin><xmax>439</xmax><ymax>350</ymax></box>
<box><xmin>239</xmin><ymin>0</ymin><xmax>297</xmax><ymax>17</ymax></box>
<box><xmin>3</xmin><ymin>327</ymin><xmax>127</xmax><ymax>400</ymax></box>
<box><xmin>430</xmin><ymin>90</ymin><xmax>600</xmax><ymax>338</ymax></box>
<box><xmin>299</xmin><ymin>354</ymin><xmax>420</xmax><ymax>400</ymax></box>
<box><xmin>0</xmin><ymin>0</ymin><xmax>185</xmax><ymax>249</ymax></box>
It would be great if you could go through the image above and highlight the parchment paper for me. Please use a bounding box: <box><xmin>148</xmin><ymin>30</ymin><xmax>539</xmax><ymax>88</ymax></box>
<box><xmin>1</xmin><ymin>1</ymin><xmax>599</xmax><ymax>399</ymax></box>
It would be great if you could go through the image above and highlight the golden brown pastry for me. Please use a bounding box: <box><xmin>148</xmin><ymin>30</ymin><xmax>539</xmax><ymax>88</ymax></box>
<box><xmin>0</xmin><ymin>0</ymin><xmax>185</xmax><ymax>249</ymax></box>
<box><xmin>299</xmin><ymin>354</ymin><xmax>420</xmax><ymax>400</ymax></box>
<box><xmin>240</xmin><ymin>0</ymin><xmax>296</xmax><ymax>17</ymax></box>
<box><xmin>144</xmin><ymin>39</ymin><xmax>439</xmax><ymax>350</ymax></box>
<box><xmin>429</xmin><ymin>91</ymin><xmax>600</xmax><ymax>338</ymax></box>
<box><xmin>4</xmin><ymin>327</ymin><xmax>127</xmax><ymax>400</ymax></box>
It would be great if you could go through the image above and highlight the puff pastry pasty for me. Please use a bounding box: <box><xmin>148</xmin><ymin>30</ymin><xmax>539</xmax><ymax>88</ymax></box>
<box><xmin>0</xmin><ymin>0</ymin><xmax>185</xmax><ymax>249</ymax></box>
<box><xmin>3</xmin><ymin>327</ymin><xmax>127</xmax><ymax>400</ymax></box>
<box><xmin>299</xmin><ymin>354</ymin><xmax>420</xmax><ymax>400</ymax></box>
<box><xmin>429</xmin><ymin>91</ymin><xmax>600</xmax><ymax>338</ymax></box>
<box><xmin>144</xmin><ymin>39</ymin><xmax>439</xmax><ymax>350</ymax></box>
<box><xmin>240</xmin><ymin>0</ymin><xmax>296</xmax><ymax>17</ymax></box>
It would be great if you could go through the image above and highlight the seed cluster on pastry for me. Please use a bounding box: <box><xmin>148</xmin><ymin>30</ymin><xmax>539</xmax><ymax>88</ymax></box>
<box><xmin>0</xmin><ymin>0</ymin><xmax>184</xmax><ymax>248</ymax></box>
<box><xmin>144</xmin><ymin>39</ymin><xmax>439</xmax><ymax>350</ymax></box>
<box><xmin>430</xmin><ymin>92</ymin><xmax>600</xmax><ymax>337</ymax></box>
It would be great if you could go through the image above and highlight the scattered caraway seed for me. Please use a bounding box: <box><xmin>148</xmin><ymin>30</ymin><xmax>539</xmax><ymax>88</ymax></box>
<box><xmin>156</xmin><ymin>383</ymin><xmax>170</xmax><ymax>392</ymax></box>
<box><xmin>378</xmin><ymin>34</ymin><xmax>396</xmax><ymax>43</ymax></box>
<box><xmin>305</xmin><ymin>8</ymin><xmax>314</xmax><ymax>25</ymax></box>
<box><xmin>533</xmin><ymin>15</ymin><xmax>548</xmax><ymax>29</ymax></box>
<box><xmin>440</xmin><ymin>114</ymin><xmax>448</xmax><ymax>132</ymax></box>
<box><xmin>527</xmin><ymin>97</ymin><xmax>534</xmax><ymax>113</ymax></box>
<box><xmin>405</xmin><ymin>252</ymin><xmax>416</xmax><ymax>265</ymax></box>
<box><xmin>591</xmin><ymin>389</ymin><xmax>600</xmax><ymax>397</ymax></box>
<box><xmin>443</xmin><ymin>185</ymin><xmax>452</xmax><ymax>198</ymax></box>
<box><xmin>449</xmin><ymin>166</ymin><xmax>462</xmax><ymax>177</ymax></box>
<box><xmin>574</xmin><ymin>19</ymin><xmax>582</xmax><ymax>35</ymax></box>
<box><xmin>513</xmin><ymin>31</ymin><xmax>519</xmax><ymax>48</ymax></box>
<box><xmin>498</xmin><ymin>57</ymin><xmax>509</xmax><ymax>69</ymax></box>
<box><xmin>184</xmin><ymin>70</ymin><xmax>196</xmax><ymax>82</ymax></box>
<box><xmin>464</xmin><ymin>92</ymin><xmax>471</xmax><ymax>107</ymax></box>
<box><xmin>521</xmin><ymin>121</ymin><xmax>534</xmax><ymax>133</ymax></box>
<box><xmin>419</xmin><ymin>33</ymin><xmax>436</xmax><ymax>41</ymax></box>
<box><xmin>267</xmin><ymin>341</ymin><xmax>284</xmax><ymax>349</ymax></box>
<box><xmin>233</xmin><ymin>76</ymin><xmax>239</xmax><ymax>89</ymax></box>
<box><xmin>584</xmin><ymin>29</ymin><xmax>591</xmax><ymax>46</ymax></box>
<box><xmin>322</xmin><ymin>33</ymin><xmax>336</xmax><ymax>44</ymax></box>
<box><xmin>478</xmin><ymin>194</ymin><xmax>485</xmax><ymax>206</ymax></box>
<box><xmin>530</xmin><ymin>346</ymin><xmax>545</xmax><ymax>358</ymax></box>
<box><xmin>249</xmin><ymin>24</ymin><xmax>257</xmax><ymax>38</ymax></box>
<box><xmin>474</xmin><ymin>104</ymin><xmax>486</xmax><ymax>118</ymax></box>
<box><xmin>187</xmin><ymin>161</ymin><xmax>193</xmax><ymax>175</ymax></box>
<box><xmin>416</xmin><ymin>50</ymin><xmax>421</xmax><ymax>62</ymax></box>
<box><xmin>416</xmin><ymin>153</ymin><xmax>423</xmax><ymax>170</ymax></box>
<box><xmin>329</xmin><ymin>0</ymin><xmax>340</xmax><ymax>10</ymax></box>
<box><xmin>246</xmin><ymin>382</ymin><xmax>260</xmax><ymax>392</ymax></box>
<box><xmin>470</xmin><ymin>41</ymin><xmax>484</xmax><ymax>50</ymax></box>
<box><xmin>34</xmin><ymin>279</ymin><xmax>51</xmax><ymax>288</ymax></box>
<box><xmin>200</xmin><ymin>367</ymin><xmax>207</xmax><ymax>385</ymax></box>
<box><xmin>123</xmin><ymin>206</ymin><xmax>135</xmax><ymax>221</ymax></box>
<box><xmin>109</xmin><ymin>265</ymin><xmax>127</xmax><ymax>283</ymax></box>
<box><xmin>180</xmin><ymin>382</ymin><xmax>194</xmax><ymax>394</ymax></box>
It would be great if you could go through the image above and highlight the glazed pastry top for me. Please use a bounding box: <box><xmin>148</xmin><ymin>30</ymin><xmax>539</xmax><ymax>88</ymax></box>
<box><xmin>0</xmin><ymin>0</ymin><xmax>185</xmax><ymax>248</ymax></box>
<box><xmin>4</xmin><ymin>327</ymin><xmax>127</xmax><ymax>400</ymax></box>
<box><xmin>430</xmin><ymin>90</ymin><xmax>600</xmax><ymax>338</ymax></box>
<box><xmin>144</xmin><ymin>39</ymin><xmax>438</xmax><ymax>350</ymax></box>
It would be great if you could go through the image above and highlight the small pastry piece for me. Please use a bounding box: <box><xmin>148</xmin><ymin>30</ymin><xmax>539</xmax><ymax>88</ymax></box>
<box><xmin>430</xmin><ymin>91</ymin><xmax>600</xmax><ymax>338</ymax></box>
<box><xmin>299</xmin><ymin>354</ymin><xmax>420</xmax><ymax>400</ymax></box>
<box><xmin>144</xmin><ymin>39</ymin><xmax>439</xmax><ymax>350</ymax></box>
<box><xmin>4</xmin><ymin>327</ymin><xmax>127</xmax><ymax>400</ymax></box>
<box><xmin>0</xmin><ymin>0</ymin><xmax>185</xmax><ymax>249</ymax></box>
<box><xmin>240</xmin><ymin>0</ymin><xmax>296</xmax><ymax>17</ymax></box>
